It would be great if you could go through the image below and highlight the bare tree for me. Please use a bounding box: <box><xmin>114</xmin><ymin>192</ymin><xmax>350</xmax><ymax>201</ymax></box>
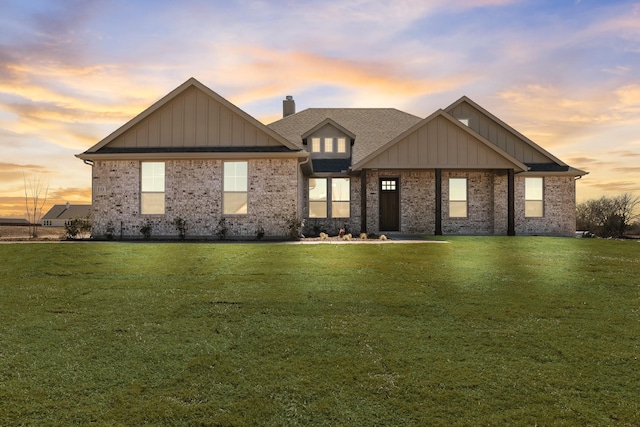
<box><xmin>23</xmin><ymin>172</ymin><xmax>49</xmax><ymax>238</ymax></box>
<box><xmin>577</xmin><ymin>193</ymin><xmax>640</xmax><ymax>237</ymax></box>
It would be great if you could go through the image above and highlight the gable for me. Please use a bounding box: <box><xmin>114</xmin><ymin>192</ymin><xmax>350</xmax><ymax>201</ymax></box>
<box><xmin>80</xmin><ymin>78</ymin><xmax>299</xmax><ymax>157</ymax></box>
<box><xmin>353</xmin><ymin>111</ymin><xmax>527</xmax><ymax>171</ymax></box>
<box><xmin>301</xmin><ymin>119</ymin><xmax>356</xmax><ymax>141</ymax></box>
<box><xmin>446</xmin><ymin>97</ymin><xmax>562</xmax><ymax>165</ymax></box>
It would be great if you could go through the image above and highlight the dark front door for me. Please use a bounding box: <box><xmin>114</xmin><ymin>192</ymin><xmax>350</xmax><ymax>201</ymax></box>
<box><xmin>379</xmin><ymin>178</ymin><xmax>399</xmax><ymax>231</ymax></box>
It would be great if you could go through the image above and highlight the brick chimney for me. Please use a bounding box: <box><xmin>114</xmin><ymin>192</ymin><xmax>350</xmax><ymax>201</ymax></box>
<box><xmin>283</xmin><ymin>95</ymin><xmax>295</xmax><ymax>117</ymax></box>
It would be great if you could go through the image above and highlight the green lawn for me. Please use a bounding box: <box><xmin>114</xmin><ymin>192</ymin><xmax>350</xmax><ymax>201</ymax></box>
<box><xmin>1</xmin><ymin>237</ymin><xmax>639</xmax><ymax>426</ymax></box>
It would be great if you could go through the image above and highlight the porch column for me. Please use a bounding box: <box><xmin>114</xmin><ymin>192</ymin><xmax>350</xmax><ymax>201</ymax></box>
<box><xmin>361</xmin><ymin>170</ymin><xmax>367</xmax><ymax>233</ymax></box>
<box><xmin>435</xmin><ymin>169</ymin><xmax>442</xmax><ymax>235</ymax></box>
<box><xmin>508</xmin><ymin>169</ymin><xmax>515</xmax><ymax>236</ymax></box>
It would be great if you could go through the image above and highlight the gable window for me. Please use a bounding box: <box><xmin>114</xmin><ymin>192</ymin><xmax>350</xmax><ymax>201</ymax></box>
<box><xmin>336</xmin><ymin>137</ymin><xmax>347</xmax><ymax>153</ymax></box>
<box><xmin>309</xmin><ymin>178</ymin><xmax>327</xmax><ymax>218</ymax></box>
<box><xmin>449</xmin><ymin>178</ymin><xmax>468</xmax><ymax>218</ymax></box>
<box><xmin>323</xmin><ymin>137</ymin><xmax>333</xmax><ymax>153</ymax></box>
<box><xmin>525</xmin><ymin>177</ymin><xmax>544</xmax><ymax>217</ymax></box>
<box><xmin>223</xmin><ymin>161</ymin><xmax>248</xmax><ymax>215</ymax></box>
<box><xmin>332</xmin><ymin>178</ymin><xmax>350</xmax><ymax>218</ymax></box>
<box><xmin>141</xmin><ymin>162</ymin><xmax>165</xmax><ymax>215</ymax></box>
<box><xmin>458</xmin><ymin>118</ymin><xmax>470</xmax><ymax>126</ymax></box>
<box><xmin>311</xmin><ymin>137</ymin><xmax>321</xmax><ymax>153</ymax></box>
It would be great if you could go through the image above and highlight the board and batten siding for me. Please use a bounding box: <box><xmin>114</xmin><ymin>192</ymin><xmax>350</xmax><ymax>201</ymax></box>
<box><xmin>447</xmin><ymin>101</ymin><xmax>552</xmax><ymax>164</ymax></box>
<box><xmin>107</xmin><ymin>86</ymin><xmax>284</xmax><ymax>149</ymax></box>
<box><xmin>359</xmin><ymin>115</ymin><xmax>520</xmax><ymax>170</ymax></box>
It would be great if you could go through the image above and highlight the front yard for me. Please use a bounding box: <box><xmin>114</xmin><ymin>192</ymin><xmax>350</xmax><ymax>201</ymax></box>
<box><xmin>0</xmin><ymin>237</ymin><xmax>638</xmax><ymax>425</ymax></box>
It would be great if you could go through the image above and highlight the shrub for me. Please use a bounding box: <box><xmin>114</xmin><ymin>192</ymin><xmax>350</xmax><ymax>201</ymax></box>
<box><xmin>256</xmin><ymin>225</ymin><xmax>265</xmax><ymax>240</ymax></box>
<box><xmin>64</xmin><ymin>216</ymin><xmax>92</xmax><ymax>239</ymax></box>
<box><xmin>105</xmin><ymin>222</ymin><xmax>115</xmax><ymax>240</ymax></box>
<box><xmin>286</xmin><ymin>215</ymin><xmax>303</xmax><ymax>240</ymax></box>
<box><xmin>140</xmin><ymin>221</ymin><xmax>152</xmax><ymax>239</ymax></box>
<box><xmin>173</xmin><ymin>217</ymin><xmax>187</xmax><ymax>240</ymax></box>
<box><xmin>215</xmin><ymin>218</ymin><xmax>228</xmax><ymax>240</ymax></box>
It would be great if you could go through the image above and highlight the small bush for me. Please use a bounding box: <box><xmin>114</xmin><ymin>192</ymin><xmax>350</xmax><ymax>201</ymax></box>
<box><xmin>105</xmin><ymin>222</ymin><xmax>115</xmax><ymax>240</ymax></box>
<box><xmin>256</xmin><ymin>225</ymin><xmax>265</xmax><ymax>240</ymax></box>
<box><xmin>286</xmin><ymin>215</ymin><xmax>303</xmax><ymax>240</ymax></box>
<box><xmin>140</xmin><ymin>221</ymin><xmax>152</xmax><ymax>239</ymax></box>
<box><xmin>64</xmin><ymin>216</ymin><xmax>92</xmax><ymax>239</ymax></box>
<box><xmin>173</xmin><ymin>217</ymin><xmax>187</xmax><ymax>240</ymax></box>
<box><xmin>215</xmin><ymin>218</ymin><xmax>228</xmax><ymax>240</ymax></box>
<box><xmin>359</xmin><ymin>233</ymin><xmax>367</xmax><ymax>240</ymax></box>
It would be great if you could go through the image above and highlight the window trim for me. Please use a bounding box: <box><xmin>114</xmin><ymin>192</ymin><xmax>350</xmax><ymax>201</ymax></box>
<box><xmin>331</xmin><ymin>177</ymin><xmax>350</xmax><ymax>218</ymax></box>
<box><xmin>448</xmin><ymin>177</ymin><xmax>468</xmax><ymax>218</ymax></box>
<box><xmin>309</xmin><ymin>178</ymin><xmax>328</xmax><ymax>218</ymax></box>
<box><xmin>308</xmin><ymin>177</ymin><xmax>351</xmax><ymax>219</ymax></box>
<box><xmin>140</xmin><ymin>161</ymin><xmax>165</xmax><ymax>215</ymax></box>
<box><xmin>223</xmin><ymin>161</ymin><xmax>248</xmax><ymax>215</ymax></box>
<box><xmin>524</xmin><ymin>177</ymin><xmax>544</xmax><ymax>218</ymax></box>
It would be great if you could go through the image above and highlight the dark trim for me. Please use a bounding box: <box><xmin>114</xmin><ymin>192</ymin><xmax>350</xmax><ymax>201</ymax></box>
<box><xmin>508</xmin><ymin>169</ymin><xmax>515</xmax><ymax>236</ymax></box>
<box><xmin>361</xmin><ymin>170</ymin><xmax>367</xmax><ymax>233</ymax></box>
<box><xmin>95</xmin><ymin>146</ymin><xmax>297</xmax><ymax>154</ymax></box>
<box><xmin>435</xmin><ymin>169</ymin><xmax>442</xmax><ymax>235</ymax></box>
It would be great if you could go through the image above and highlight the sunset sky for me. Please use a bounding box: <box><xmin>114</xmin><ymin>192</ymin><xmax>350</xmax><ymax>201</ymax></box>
<box><xmin>1</xmin><ymin>0</ymin><xmax>639</xmax><ymax>219</ymax></box>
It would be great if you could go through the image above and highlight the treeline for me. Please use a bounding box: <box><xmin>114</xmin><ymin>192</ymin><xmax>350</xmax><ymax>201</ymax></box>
<box><xmin>576</xmin><ymin>193</ymin><xmax>640</xmax><ymax>238</ymax></box>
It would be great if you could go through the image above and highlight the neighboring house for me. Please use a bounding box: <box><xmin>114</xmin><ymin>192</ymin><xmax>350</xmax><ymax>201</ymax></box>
<box><xmin>41</xmin><ymin>203</ymin><xmax>92</xmax><ymax>227</ymax></box>
<box><xmin>0</xmin><ymin>218</ymin><xmax>30</xmax><ymax>226</ymax></box>
<box><xmin>77</xmin><ymin>78</ymin><xmax>587</xmax><ymax>239</ymax></box>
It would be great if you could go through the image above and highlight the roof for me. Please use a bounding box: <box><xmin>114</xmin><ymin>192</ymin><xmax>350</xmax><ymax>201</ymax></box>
<box><xmin>0</xmin><ymin>218</ymin><xmax>30</xmax><ymax>225</ymax></box>
<box><xmin>268</xmin><ymin>108</ymin><xmax>422</xmax><ymax>165</ymax></box>
<box><xmin>42</xmin><ymin>204</ymin><xmax>92</xmax><ymax>221</ymax></box>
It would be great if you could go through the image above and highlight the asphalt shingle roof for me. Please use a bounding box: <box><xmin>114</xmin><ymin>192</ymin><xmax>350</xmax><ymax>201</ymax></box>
<box><xmin>268</xmin><ymin>108</ymin><xmax>422</xmax><ymax>165</ymax></box>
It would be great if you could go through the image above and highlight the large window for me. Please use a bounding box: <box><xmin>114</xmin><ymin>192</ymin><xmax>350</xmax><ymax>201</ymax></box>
<box><xmin>449</xmin><ymin>178</ymin><xmax>468</xmax><ymax>218</ymax></box>
<box><xmin>332</xmin><ymin>178</ymin><xmax>350</xmax><ymax>218</ymax></box>
<box><xmin>525</xmin><ymin>177</ymin><xmax>544</xmax><ymax>217</ymax></box>
<box><xmin>309</xmin><ymin>177</ymin><xmax>350</xmax><ymax>218</ymax></box>
<box><xmin>141</xmin><ymin>162</ymin><xmax>165</xmax><ymax>215</ymax></box>
<box><xmin>309</xmin><ymin>178</ymin><xmax>327</xmax><ymax>218</ymax></box>
<box><xmin>223</xmin><ymin>161</ymin><xmax>248</xmax><ymax>215</ymax></box>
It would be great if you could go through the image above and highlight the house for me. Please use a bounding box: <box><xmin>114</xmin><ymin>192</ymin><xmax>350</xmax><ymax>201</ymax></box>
<box><xmin>41</xmin><ymin>203</ymin><xmax>92</xmax><ymax>227</ymax></box>
<box><xmin>0</xmin><ymin>218</ymin><xmax>30</xmax><ymax>226</ymax></box>
<box><xmin>77</xmin><ymin>78</ymin><xmax>587</xmax><ymax>239</ymax></box>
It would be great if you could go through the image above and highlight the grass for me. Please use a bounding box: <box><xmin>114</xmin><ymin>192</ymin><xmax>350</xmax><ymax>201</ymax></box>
<box><xmin>0</xmin><ymin>237</ymin><xmax>639</xmax><ymax>426</ymax></box>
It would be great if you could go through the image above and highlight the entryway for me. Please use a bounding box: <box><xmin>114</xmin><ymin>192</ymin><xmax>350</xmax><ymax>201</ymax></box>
<box><xmin>379</xmin><ymin>178</ymin><xmax>400</xmax><ymax>231</ymax></box>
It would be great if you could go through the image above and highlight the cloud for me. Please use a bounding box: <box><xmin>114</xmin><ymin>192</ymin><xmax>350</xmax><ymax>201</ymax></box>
<box><xmin>586</xmin><ymin>181</ymin><xmax>640</xmax><ymax>192</ymax></box>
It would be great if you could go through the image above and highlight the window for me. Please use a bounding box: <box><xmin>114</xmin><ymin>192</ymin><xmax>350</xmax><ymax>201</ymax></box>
<box><xmin>224</xmin><ymin>161</ymin><xmax>248</xmax><ymax>215</ymax></box>
<box><xmin>525</xmin><ymin>177</ymin><xmax>544</xmax><ymax>217</ymax></box>
<box><xmin>323</xmin><ymin>137</ymin><xmax>333</xmax><ymax>153</ymax></box>
<box><xmin>381</xmin><ymin>180</ymin><xmax>396</xmax><ymax>191</ymax></box>
<box><xmin>311</xmin><ymin>137</ymin><xmax>321</xmax><ymax>153</ymax></box>
<box><xmin>141</xmin><ymin>162</ymin><xmax>165</xmax><ymax>214</ymax></box>
<box><xmin>309</xmin><ymin>136</ymin><xmax>349</xmax><ymax>154</ymax></box>
<box><xmin>309</xmin><ymin>178</ymin><xmax>350</xmax><ymax>218</ymax></box>
<box><xmin>449</xmin><ymin>178</ymin><xmax>467</xmax><ymax>218</ymax></box>
<box><xmin>458</xmin><ymin>118</ymin><xmax>470</xmax><ymax>126</ymax></box>
<box><xmin>309</xmin><ymin>178</ymin><xmax>327</xmax><ymax>218</ymax></box>
<box><xmin>332</xmin><ymin>178</ymin><xmax>350</xmax><ymax>217</ymax></box>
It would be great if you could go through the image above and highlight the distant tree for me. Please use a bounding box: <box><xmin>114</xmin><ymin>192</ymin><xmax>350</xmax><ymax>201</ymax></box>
<box><xmin>577</xmin><ymin>193</ymin><xmax>640</xmax><ymax>237</ymax></box>
<box><xmin>23</xmin><ymin>173</ymin><xmax>49</xmax><ymax>238</ymax></box>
